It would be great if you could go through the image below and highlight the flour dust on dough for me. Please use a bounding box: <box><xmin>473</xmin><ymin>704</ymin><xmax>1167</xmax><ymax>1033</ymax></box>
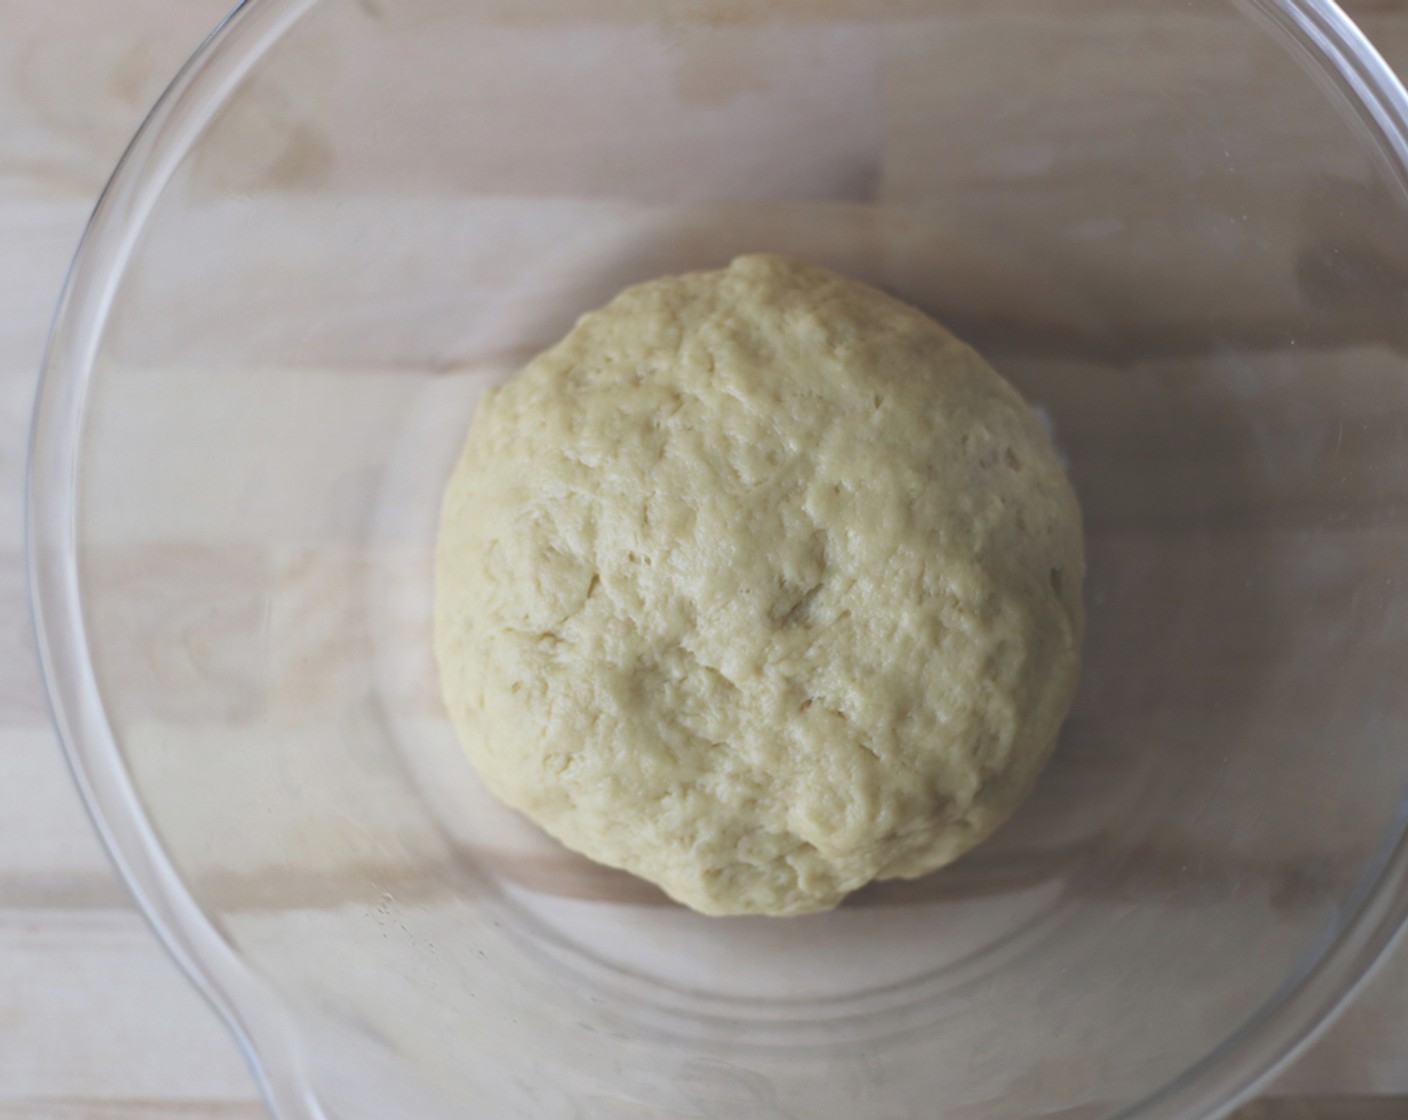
<box><xmin>435</xmin><ymin>254</ymin><xmax>1084</xmax><ymax>917</ymax></box>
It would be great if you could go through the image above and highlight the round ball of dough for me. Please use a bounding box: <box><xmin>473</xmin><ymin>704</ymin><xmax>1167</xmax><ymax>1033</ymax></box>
<box><xmin>435</xmin><ymin>254</ymin><xmax>1083</xmax><ymax>917</ymax></box>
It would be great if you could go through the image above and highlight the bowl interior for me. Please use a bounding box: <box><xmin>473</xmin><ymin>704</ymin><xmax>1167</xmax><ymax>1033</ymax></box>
<box><xmin>45</xmin><ymin>1</ymin><xmax>1408</xmax><ymax>1117</ymax></box>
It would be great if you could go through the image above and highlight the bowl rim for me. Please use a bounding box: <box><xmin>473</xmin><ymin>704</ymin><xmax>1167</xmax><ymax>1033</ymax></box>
<box><xmin>25</xmin><ymin>2</ymin><xmax>1408</xmax><ymax>1118</ymax></box>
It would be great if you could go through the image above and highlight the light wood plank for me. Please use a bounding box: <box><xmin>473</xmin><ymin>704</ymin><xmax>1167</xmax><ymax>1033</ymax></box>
<box><xmin>0</xmin><ymin>728</ymin><xmax>133</xmax><ymax>915</ymax></box>
<box><xmin>0</xmin><ymin>0</ymin><xmax>230</xmax><ymax>200</ymax></box>
<box><xmin>6</xmin><ymin>0</ymin><xmax>1408</xmax><ymax>1114</ymax></box>
<box><xmin>0</xmin><ymin>555</ymin><xmax>50</xmax><ymax>728</ymax></box>
<box><xmin>0</xmin><ymin>4</ymin><xmax>265</xmax><ymax>1115</ymax></box>
<box><xmin>0</xmin><ymin>910</ymin><xmax>259</xmax><ymax>1102</ymax></box>
<box><xmin>0</xmin><ymin>199</ymin><xmax>94</xmax><ymax>554</ymax></box>
<box><xmin>0</xmin><ymin>1102</ymin><xmax>267</xmax><ymax>1120</ymax></box>
<box><xmin>1234</xmin><ymin>1100</ymin><xmax>1408</xmax><ymax>1120</ymax></box>
<box><xmin>1271</xmin><ymin>932</ymin><xmax>1408</xmax><ymax>1095</ymax></box>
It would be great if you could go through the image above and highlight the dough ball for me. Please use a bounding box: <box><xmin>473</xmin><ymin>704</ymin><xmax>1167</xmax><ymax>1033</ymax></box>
<box><xmin>435</xmin><ymin>254</ymin><xmax>1083</xmax><ymax>917</ymax></box>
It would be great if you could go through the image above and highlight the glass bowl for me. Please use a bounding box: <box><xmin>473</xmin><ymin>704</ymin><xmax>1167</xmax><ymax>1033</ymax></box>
<box><xmin>27</xmin><ymin>1</ymin><xmax>1408</xmax><ymax>1118</ymax></box>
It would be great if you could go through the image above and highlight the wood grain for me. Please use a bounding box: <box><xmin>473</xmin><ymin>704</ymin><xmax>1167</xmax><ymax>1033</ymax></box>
<box><xmin>2</xmin><ymin>2</ymin><xmax>266</xmax><ymax>1116</ymax></box>
<box><xmin>0</xmin><ymin>1105</ymin><xmax>267</xmax><ymax>1120</ymax></box>
<box><xmin>5</xmin><ymin>0</ymin><xmax>1408</xmax><ymax>1117</ymax></box>
<box><xmin>1233</xmin><ymin>1102</ymin><xmax>1408</xmax><ymax>1120</ymax></box>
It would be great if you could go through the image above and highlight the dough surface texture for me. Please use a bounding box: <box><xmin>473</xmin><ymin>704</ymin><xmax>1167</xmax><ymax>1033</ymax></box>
<box><xmin>435</xmin><ymin>254</ymin><xmax>1083</xmax><ymax>916</ymax></box>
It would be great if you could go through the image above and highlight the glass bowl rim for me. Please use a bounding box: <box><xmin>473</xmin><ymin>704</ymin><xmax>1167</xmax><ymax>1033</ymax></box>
<box><xmin>25</xmin><ymin>2</ymin><xmax>1408</xmax><ymax>1118</ymax></box>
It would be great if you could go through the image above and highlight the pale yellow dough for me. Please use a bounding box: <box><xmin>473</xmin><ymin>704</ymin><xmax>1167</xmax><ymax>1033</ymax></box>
<box><xmin>435</xmin><ymin>254</ymin><xmax>1083</xmax><ymax>917</ymax></box>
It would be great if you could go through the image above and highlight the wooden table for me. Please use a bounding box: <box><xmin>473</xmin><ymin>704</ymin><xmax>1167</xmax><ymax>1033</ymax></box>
<box><xmin>3</xmin><ymin>1</ymin><xmax>1408</xmax><ymax>1116</ymax></box>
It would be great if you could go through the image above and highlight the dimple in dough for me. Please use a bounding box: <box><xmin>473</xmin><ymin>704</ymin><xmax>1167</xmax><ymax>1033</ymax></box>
<box><xmin>435</xmin><ymin>254</ymin><xmax>1084</xmax><ymax>917</ymax></box>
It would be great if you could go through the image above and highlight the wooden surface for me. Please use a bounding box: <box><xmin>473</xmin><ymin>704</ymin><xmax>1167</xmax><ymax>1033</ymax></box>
<box><xmin>4</xmin><ymin>1</ymin><xmax>1408</xmax><ymax>1117</ymax></box>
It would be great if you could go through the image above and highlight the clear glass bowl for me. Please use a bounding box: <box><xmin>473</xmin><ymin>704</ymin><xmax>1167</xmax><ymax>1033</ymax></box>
<box><xmin>27</xmin><ymin>2</ymin><xmax>1408</xmax><ymax>1118</ymax></box>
